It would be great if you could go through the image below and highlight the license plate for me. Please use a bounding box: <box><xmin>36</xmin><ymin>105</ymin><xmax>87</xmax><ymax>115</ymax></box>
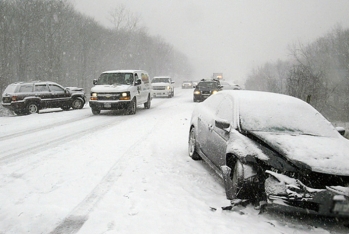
<box><xmin>333</xmin><ymin>201</ymin><xmax>349</xmax><ymax>214</ymax></box>
<box><xmin>104</xmin><ymin>103</ymin><xmax>111</xmax><ymax>108</ymax></box>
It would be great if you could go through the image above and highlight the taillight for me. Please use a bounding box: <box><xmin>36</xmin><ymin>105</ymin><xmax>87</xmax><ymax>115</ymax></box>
<box><xmin>11</xmin><ymin>96</ymin><xmax>17</xmax><ymax>101</ymax></box>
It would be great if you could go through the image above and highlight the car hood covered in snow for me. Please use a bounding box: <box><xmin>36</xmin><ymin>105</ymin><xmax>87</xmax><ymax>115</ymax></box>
<box><xmin>90</xmin><ymin>84</ymin><xmax>132</xmax><ymax>92</ymax></box>
<box><xmin>251</xmin><ymin>131</ymin><xmax>349</xmax><ymax>176</ymax></box>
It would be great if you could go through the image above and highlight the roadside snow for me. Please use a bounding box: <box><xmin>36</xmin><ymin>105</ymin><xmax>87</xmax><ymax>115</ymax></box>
<box><xmin>0</xmin><ymin>89</ymin><xmax>347</xmax><ymax>233</ymax></box>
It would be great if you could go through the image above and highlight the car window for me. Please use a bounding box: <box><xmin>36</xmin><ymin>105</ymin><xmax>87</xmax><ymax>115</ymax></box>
<box><xmin>152</xmin><ymin>78</ymin><xmax>169</xmax><ymax>83</ymax></box>
<box><xmin>216</xmin><ymin>96</ymin><xmax>233</xmax><ymax>121</ymax></box>
<box><xmin>18</xmin><ymin>84</ymin><xmax>33</xmax><ymax>93</ymax></box>
<box><xmin>35</xmin><ymin>84</ymin><xmax>49</xmax><ymax>92</ymax></box>
<box><xmin>49</xmin><ymin>84</ymin><xmax>65</xmax><ymax>92</ymax></box>
<box><xmin>197</xmin><ymin>82</ymin><xmax>217</xmax><ymax>89</ymax></box>
<box><xmin>2</xmin><ymin>84</ymin><xmax>17</xmax><ymax>94</ymax></box>
<box><xmin>141</xmin><ymin>73</ymin><xmax>150</xmax><ymax>83</ymax></box>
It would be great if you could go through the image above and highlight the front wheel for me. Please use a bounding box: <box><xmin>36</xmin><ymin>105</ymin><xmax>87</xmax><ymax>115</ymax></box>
<box><xmin>127</xmin><ymin>98</ymin><xmax>137</xmax><ymax>115</ymax></box>
<box><xmin>188</xmin><ymin>127</ymin><xmax>201</xmax><ymax>160</ymax></box>
<box><xmin>72</xmin><ymin>97</ymin><xmax>84</xmax><ymax>109</ymax></box>
<box><xmin>92</xmin><ymin>108</ymin><xmax>100</xmax><ymax>115</ymax></box>
<box><xmin>26</xmin><ymin>103</ymin><xmax>39</xmax><ymax>114</ymax></box>
<box><xmin>144</xmin><ymin>95</ymin><xmax>151</xmax><ymax>109</ymax></box>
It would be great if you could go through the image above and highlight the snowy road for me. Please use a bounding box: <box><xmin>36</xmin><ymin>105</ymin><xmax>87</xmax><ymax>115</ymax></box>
<box><xmin>0</xmin><ymin>89</ymin><xmax>348</xmax><ymax>234</ymax></box>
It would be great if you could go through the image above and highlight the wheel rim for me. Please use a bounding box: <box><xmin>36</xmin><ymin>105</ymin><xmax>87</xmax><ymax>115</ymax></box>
<box><xmin>188</xmin><ymin>129</ymin><xmax>196</xmax><ymax>157</ymax></box>
<box><xmin>28</xmin><ymin>104</ymin><xmax>38</xmax><ymax>113</ymax></box>
<box><xmin>72</xmin><ymin>99</ymin><xmax>82</xmax><ymax>109</ymax></box>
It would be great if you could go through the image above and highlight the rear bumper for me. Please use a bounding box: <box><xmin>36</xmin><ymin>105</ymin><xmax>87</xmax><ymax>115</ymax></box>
<box><xmin>2</xmin><ymin>101</ymin><xmax>26</xmax><ymax>111</ymax></box>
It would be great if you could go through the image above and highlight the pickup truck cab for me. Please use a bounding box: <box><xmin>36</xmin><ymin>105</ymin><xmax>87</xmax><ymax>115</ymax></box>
<box><xmin>89</xmin><ymin>70</ymin><xmax>152</xmax><ymax>115</ymax></box>
<box><xmin>151</xmin><ymin>76</ymin><xmax>175</xmax><ymax>98</ymax></box>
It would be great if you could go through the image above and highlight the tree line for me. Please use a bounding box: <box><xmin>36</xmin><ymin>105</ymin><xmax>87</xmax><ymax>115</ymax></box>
<box><xmin>245</xmin><ymin>26</ymin><xmax>349</xmax><ymax>121</ymax></box>
<box><xmin>0</xmin><ymin>0</ymin><xmax>192</xmax><ymax>94</ymax></box>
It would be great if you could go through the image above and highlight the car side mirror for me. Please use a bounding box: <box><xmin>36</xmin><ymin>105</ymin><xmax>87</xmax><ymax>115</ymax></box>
<box><xmin>336</xmin><ymin>127</ymin><xmax>345</xmax><ymax>136</ymax></box>
<box><xmin>215</xmin><ymin>119</ymin><xmax>230</xmax><ymax>130</ymax></box>
<box><xmin>93</xmin><ymin>79</ymin><xmax>97</xmax><ymax>85</ymax></box>
<box><xmin>135</xmin><ymin>79</ymin><xmax>142</xmax><ymax>86</ymax></box>
<box><xmin>171</xmin><ymin>81</ymin><xmax>175</xmax><ymax>84</ymax></box>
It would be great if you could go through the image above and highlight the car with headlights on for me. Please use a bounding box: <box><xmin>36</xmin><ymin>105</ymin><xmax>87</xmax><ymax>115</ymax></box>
<box><xmin>188</xmin><ymin>90</ymin><xmax>349</xmax><ymax>217</ymax></box>
<box><xmin>89</xmin><ymin>70</ymin><xmax>152</xmax><ymax>115</ymax></box>
<box><xmin>151</xmin><ymin>76</ymin><xmax>175</xmax><ymax>98</ymax></box>
<box><xmin>193</xmin><ymin>79</ymin><xmax>222</xmax><ymax>102</ymax></box>
<box><xmin>1</xmin><ymin>81</ymin><xmax>86</xmax><ymax>115</ymax></box>
<box><xmin>181</xmin><ymin>81</ymin><xmax>193</xmax><ymax>89</ymax></box>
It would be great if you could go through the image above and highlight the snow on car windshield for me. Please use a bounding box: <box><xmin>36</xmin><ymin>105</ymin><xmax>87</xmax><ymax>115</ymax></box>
<box><xmin>97</xmin><ymin>73</ymin><xmax>134</xmax><ymax>85</ymax></box>
<box><xmin>238</xmin><ymin>92</ymin><xmax>338</xmax><ymax>137</ymax></box>
<box><xmin>151</xmin><ymin>78</ymin><xmax>169</xmax><ymax>83</ymax></box>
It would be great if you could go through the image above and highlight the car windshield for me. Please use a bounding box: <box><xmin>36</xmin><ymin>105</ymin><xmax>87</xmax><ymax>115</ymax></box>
<box><xmin>97</xmin><ymin>73</ymin><xmax>133</xmax><ymax>85</ymax></box>
<box><xmin>152</xmin><ymin>78</ymin><xmax>169</xmax><ymax>83</ymax></box>
<box><xmin>197</xmin><ymin>82</ymin><xmax>218</xmax><ymax>89</ymax></box>
<box><xmin>239</xmin><ymin>93</ymin><xmax>338</xmax><ymax>137</ymax></box>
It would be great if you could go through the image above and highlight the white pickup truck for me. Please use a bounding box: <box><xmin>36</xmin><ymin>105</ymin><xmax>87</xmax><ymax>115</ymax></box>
<box><xmin>151</xmin><ymin>76</ymin><xmax>175</xmax><ymax>98</ymax></box>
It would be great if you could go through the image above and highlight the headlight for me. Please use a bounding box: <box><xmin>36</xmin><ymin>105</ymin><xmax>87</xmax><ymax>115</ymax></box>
<box><xmin>166</xmin><ymin>86</ymin><xmax>171</xmax><ymax>90</ymax></box>
<box><xmin>212</xmin><ymin>90</ymin><xmax>218</xmax><ymax>95</ymax></box>
<box><xmin>120</xmin><ymin>92</ymin><xmax>131</xmax><ymax>100</ymax></box>
<box><xmin>194</xmin><ymin>90</ymin><xmax>201</xmax><ymax>95</ymax></box>
<box><xmin>90</xmin><ymin>93</ymin><xmax>97</xmax><ymax>100</ymax></box>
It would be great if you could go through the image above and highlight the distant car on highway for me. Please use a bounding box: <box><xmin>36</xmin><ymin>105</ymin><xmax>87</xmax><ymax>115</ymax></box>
<box><xmin>1</xmin><ymin>81</ymin><xmax>86</xmax><ymax>115</ymax></box>
<box><xmin>182</xmin><ymin>81</ymin><xmax>193</xmax><ymax>89</ymax></box>
<box><xmin>188</xmin><ymin>90</ymin><xmax>349</xmax><ymax>217</ymax></box>
<box><xmin>220</xmin><ymin>81</ymin><xmax>242</xmax><ymax>90</ymax></box>
<box><xmin>151</xmin><ymin>76</ymin><xmax>175</xmax><ymax>98</ymax></box>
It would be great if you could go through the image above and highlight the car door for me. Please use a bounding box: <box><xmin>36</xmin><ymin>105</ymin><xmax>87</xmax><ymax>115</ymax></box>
<box><xmin>34</xmin><ymin>84</ymin><xmax>51</xmax><ymax>108</ymax></box>
<box><xmin>48</xmin><ymin>83</ymin><xmax>70</xmax><ymax>108</ymax></box>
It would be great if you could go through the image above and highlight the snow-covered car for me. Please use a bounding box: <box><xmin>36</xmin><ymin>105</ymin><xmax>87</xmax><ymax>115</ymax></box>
<box><xmin>188</xmin><ymin>90</ymin><xmax>349</xmax><ymax>216</ymax></box>
<box><xmin>151</xmin><ymin>76</ymin><xmax>175</xmax><ymax>98</ymax></box>
<box><xmin>89</xmin><ymin>70</ymin><xmax>152</xmax><ymax>115</ymax></box>
<box><xmin>220</xmin><ymin>81</ymin><xmax>242</xmax><ymax>90</ymax></box>
<box><xmin>1</xmin><ymin>81</ymin><xmax>86</xmax><ymax>115</ymax></box>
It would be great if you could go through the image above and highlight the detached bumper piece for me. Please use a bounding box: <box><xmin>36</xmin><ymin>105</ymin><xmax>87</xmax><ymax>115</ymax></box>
<box><xmin>265</xmin><ymin>170</ymin><xmax>349</xmax><ymax>216</ymax></box>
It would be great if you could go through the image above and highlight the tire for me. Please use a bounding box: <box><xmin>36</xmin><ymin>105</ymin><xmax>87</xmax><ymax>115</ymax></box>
<box><xmin>72</xmin><ymin>97</ymin><xmax>84</xmax><ymax>109</ymax></box>
<box><xmin>231</xmin><ymin>160</ymin><xmax>250</xmax><ymax>200</ymax></box>
<box><xmin>144</xmin><ymin>95</ymin><xmax>151</xmax><ymax>109</ymax></box>
<box><xmin>188</xmin><ymin>127</ymin><xmax>201</xmax><ymax>160</ymax></box>
<box><xmin>26</xmin><ymin>103</ymin><xmax>39</xmax><ymax>114</ymax></box>
<box><xmin>127</xmin><ymin>98</ymin><xmax>136</xmax><ymax>115</ymax></box>
<box><xmin>92</xmin><ymin>108</ymin><xmax>100</xmax><ymax>115</ymax></box>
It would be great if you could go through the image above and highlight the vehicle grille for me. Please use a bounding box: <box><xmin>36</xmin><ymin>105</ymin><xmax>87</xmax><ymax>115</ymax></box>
<box><xmin>297</xmin><ymin>171</ymin><xmax>349</xmax><ymax>189</ymax></box>
<box><xmin>97</xmin><ymin>93</ymin><xmax>120</xmax><ymax>101</ymax></box>
<box><xmin>202</xmin><ymin>91</ymin><xmax>211</xmax><ymax>95</ymax></box>
<box><xmin>153</xmin><ymin>86</ymin><xmax>166</xmax><ymax>90</ymax></box>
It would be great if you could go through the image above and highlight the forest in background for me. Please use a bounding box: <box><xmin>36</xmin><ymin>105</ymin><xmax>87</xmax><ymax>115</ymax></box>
<box><xmin>0</xmin><ymin>0</ymin><xmax>192</xmax><ymax>94</ymax></box>
<box><xmin>245</xmin><ymin>26</ymin><xmax>349</xmax><ymax>121</ymax></box>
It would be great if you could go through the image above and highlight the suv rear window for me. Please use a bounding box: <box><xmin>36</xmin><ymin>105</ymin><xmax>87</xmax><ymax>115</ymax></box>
<box><xmin>2</xmin><ymin>84</ymin><xmax>17</xmax><ymax>94</ymax></box>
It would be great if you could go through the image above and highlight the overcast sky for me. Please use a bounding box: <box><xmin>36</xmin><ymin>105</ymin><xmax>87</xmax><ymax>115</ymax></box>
<box><xmin>69</xmin><ymin>0</ymin><xmax>349</xmax><ymax>85</ymax></box>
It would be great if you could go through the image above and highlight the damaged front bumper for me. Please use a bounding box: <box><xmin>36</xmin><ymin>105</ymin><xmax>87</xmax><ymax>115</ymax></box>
<box><xmin>265</xmin><ymin>170</ymin><xmax>349</xmax><ymax>216</ymax></box>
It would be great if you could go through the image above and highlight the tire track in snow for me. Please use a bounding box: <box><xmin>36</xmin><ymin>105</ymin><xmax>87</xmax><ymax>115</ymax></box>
<box><xmin>49</xmin><ymin>115</ymin><xmax>160</xmax><ymax>234</ymax></box>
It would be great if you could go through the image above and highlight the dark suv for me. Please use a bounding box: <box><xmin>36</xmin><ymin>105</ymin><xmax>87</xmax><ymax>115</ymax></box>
<box><xmin>193</xmin><ymin>79</ymin><xmax>222</xmax><ymax>102</ymax></box>
<box><xmin>1</xmin><ymin>81</ymin><xmax>86</xmax><ymax>115</ymax></box>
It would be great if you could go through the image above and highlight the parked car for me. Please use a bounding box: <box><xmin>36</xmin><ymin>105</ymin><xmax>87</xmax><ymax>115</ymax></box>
<box><xmin>220</xmin><ymin>81</ymin><xmax>242</xmax><ymax>90</ymax></box>
<box><xmin>151</xmin><ymin>76</ymin><xmax>175</xmax><ymax>98</ymax></box>
<box><xmin>1</xmin><ymin>81</ymin><xmax>86</xmax><ymax>115</ymax></box>
<box><xmin>89</xmin><ymin>70</ymin><xmax>152</xmax><ymax>115</ymax></box>
<box><xmin>188</xmin><ymin>90</ymin><xmax>349</xmax><ymax>217</ymax></box>
<box><xmin>181</xmin><ymin>81</ymin><xmax>193</xmax><ymax>89</ymax></box>
<box><xmin>193</xmin><ymin>79</ymin><xmax>222</xmax><ymax>102</ymax></box>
